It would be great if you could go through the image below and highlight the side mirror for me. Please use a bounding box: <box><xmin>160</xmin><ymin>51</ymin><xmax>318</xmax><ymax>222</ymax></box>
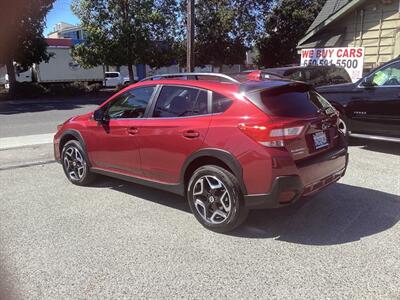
<box><xmin>93</xmin><ymin>109</ymin><xmax>108</xmax><ymax>123</ymax></box>
<box><xmin>361</xmin><ymin>76</ymin><xmax>374</xmax><ymax>88</ymax></box>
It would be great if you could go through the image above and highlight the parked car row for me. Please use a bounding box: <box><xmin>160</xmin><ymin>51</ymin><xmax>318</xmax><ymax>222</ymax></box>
<box><xmin>238</xmin><ymin>58</ymin><xmax>400</xmax><ymax>142</ymax></box>
<box><xmin>239</xmin><ymin>65</ymin><xmax>352</xmax><ymax>87</ymax></box>
<box><xmin>54</xmin><ymin>58</ymin><xmax>398</xmax><ymax>233</ymax></box>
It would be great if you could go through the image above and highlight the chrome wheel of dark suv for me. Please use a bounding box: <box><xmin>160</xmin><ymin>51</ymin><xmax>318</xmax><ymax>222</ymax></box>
<box><xmin>188</xmin><ymin>165</ymin><xmax>248</xmax><ymax>233</ymax></box>
<box><xmin>62</xmin><ymin>140</ymin><xmax>96</xmax><ymax>186</ymax></box>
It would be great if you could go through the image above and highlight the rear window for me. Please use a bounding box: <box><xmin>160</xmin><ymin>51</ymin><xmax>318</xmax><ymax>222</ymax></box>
<box><xmin>105</xmin><ymin>72</ymin><xmax>119</xmax><ymax>78</ymax></box>
<box><xmin>247</xmin><ymin>85</ymin><xmax>334</xmax><ymax>117</ymax></box>
<box><xmin>326</xmin><ymin>68</ymin><xmax>351</xmax><ymax>84</ymax></box>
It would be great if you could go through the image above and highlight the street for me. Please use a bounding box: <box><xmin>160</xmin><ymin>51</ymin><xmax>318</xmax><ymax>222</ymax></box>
<box><xmin>1</xmin><ymin>98</ymin><xmax>400</xmax><ymax>299</ymax></box>
<box><xmin>0</xmin><ymin>96</ymin><xmax>105</xmax><ymax>138</ymax></box>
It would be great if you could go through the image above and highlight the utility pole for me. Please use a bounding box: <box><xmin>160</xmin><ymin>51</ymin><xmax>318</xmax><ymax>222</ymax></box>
<box><xmin>186</xmin><ymin>0</ymin><xmax>195</xmax><ymax>72</ymax></box>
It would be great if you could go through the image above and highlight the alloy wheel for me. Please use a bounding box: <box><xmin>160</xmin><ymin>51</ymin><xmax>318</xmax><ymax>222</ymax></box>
<box><xmin>192</xmin><ymin>175</ymin><xmax>232</xmax><ymax>224</ymax></box>
<box><xmin>338</xmin><ymin>118</ymin><xmax>347</xmax><ymax>135</ymax></box>
<box><xmin>63</xmin><ymin>146</ymin><xmax>86</xmax><ymax>181</ymax></box>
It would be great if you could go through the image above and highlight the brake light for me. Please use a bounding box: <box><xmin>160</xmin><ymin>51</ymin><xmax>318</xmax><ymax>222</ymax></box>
<box><xmin>238</xmin><ymin>120</ymin><xmax>305</xmax><ymax>147</ymax></box>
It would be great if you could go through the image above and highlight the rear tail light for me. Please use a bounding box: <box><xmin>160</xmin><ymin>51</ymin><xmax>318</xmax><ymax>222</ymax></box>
<box><xmin>238</xmin><ymin>120</ymin><xmax>305</xmax><ymax>147</ymax></box>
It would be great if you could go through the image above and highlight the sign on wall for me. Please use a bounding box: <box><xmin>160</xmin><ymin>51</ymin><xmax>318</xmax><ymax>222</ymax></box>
<box><xmin>300</xmin><ymin>47</ymin><xmax>365</xmax><ymax>82</ymax></box>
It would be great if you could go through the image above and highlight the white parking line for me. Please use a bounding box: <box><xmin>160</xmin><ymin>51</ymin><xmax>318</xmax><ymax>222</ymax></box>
<box><xmin>0</xmin><ymin>133</ymin><xmax>55</xmax><ymax>150</ymax></box>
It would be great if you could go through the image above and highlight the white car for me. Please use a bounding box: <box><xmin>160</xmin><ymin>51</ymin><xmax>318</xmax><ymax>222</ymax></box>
<box><xmin>104</xmin><ymin>72</ymin><xmax>131</xmax><ymax>87</ymax></box>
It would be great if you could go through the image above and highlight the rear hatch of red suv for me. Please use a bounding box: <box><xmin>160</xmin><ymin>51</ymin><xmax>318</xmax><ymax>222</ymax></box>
<box><xmin>241</xmin><ymin>81</ymin><xmax>348</xmax><ymax>194</ymax></box>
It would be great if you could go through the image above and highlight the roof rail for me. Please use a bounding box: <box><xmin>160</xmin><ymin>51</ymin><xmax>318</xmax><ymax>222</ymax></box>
<box><xmin>139</xmin><ymin>72</ymin><xmax>240</xmax><ymax>84</ymax></box>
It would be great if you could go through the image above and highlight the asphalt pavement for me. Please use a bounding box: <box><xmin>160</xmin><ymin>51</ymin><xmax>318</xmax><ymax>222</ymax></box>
<box><xmin>0</xmin><ymin>96</ymin><xmax>106</xmax><ymax>138</ymax></box>
<box><xmin>0</xmin><ymin>139</ymin><xmax>399</xmax><ymax>299</ymax></box>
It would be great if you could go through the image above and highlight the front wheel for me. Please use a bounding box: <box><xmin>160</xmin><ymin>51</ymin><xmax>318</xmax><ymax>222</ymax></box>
<box><xmin>338</xmin><ymin>117</ymin><xmax>348</xmax><ymax>136</ymax></box>
<box><xmin>61</xmin><ymin>140</ymin><xmax>97</xmax><ymax>186</ymax></box>
<box><xmin>187</xmin><ymin>165</ymin><xmax>248</xmax><ymax>233</ymax></box>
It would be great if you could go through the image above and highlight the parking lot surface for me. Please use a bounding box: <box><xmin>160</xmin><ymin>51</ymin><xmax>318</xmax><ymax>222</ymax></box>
<box><xmin>0</xmin><ymin>141</ymin><xmax>399</xmax><ymax>299</ymax></box>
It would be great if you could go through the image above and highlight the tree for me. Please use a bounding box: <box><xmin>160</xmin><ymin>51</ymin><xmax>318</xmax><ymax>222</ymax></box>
<box><xmin>0</xmin><ymin>0</ymin><xmax>55</xmax><ymax>96</ymax></box>
<box><xmin>255</xmin><ymin>0</ymin><xmax>326</xmax><ymax>68</ymax></box>
<box><xmin>71</xmin><ymin>0</ymin><xmax>179</xmax><ymax>81</ymax></box>
<box><xmin>176</xmin><ymin>0</ymin><xmax>271</xmax><ymax>70</ymax></box>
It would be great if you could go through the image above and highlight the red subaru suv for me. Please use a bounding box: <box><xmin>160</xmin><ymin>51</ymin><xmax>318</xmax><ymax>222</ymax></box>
<box><xmin>54</xmin><ymin>73</ymin><xmax>348</xmax><ymax>232</ymax></box>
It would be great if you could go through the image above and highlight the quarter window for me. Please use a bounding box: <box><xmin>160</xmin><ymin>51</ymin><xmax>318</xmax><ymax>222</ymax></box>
<box><xmin>212</xmin><ymin>92</ymin><xmax>233</xmax><ymax>113</ymax></box>
<box><xmin>153</xmin><ymin>86</ymin><xmax>208</xmax><ymax>118</ymax></box>
<box><xmin>107</xmin><ymin>86</ymin><xmax>155</xmax><ymax>119</ymax></box>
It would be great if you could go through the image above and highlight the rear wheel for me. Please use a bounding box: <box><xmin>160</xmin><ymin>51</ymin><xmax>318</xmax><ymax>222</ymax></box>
<box><xmin>61</xmin><ymin>140</ymin><xmax>96</xmax><ymax>186</ymax></box>
<box><xmin>187</xmin><ymin>165</ymin><xmax>248</xmax><ymax>233</ymax></box>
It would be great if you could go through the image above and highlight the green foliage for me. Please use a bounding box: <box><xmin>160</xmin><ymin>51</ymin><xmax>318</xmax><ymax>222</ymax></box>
<box><xmin>8</xmin><ymin>82</ymin><xmax>103</xmax><ymax>99</ymax></box>
<box><xmin>0</xmin><ymin>0</ymin><xmax>54</xmax><ymax>67</ymax></box>
<box><xmin>176</xmin><ymin>0</ymin><xmax>271</xmax><ymax>68</ymax></box>
<box><xmin>255</xmin><ymin>0</ymin><xmax>326</xmax><ymax>68</ymax></box>
<box><xmin>13</xmin><ymin>82</ymin><xmax>50</xmax><ymax>98</ymax></box>
<box><xmin>71</xmin><ymin>0</ymin><xmax>179</xmax><ymax>78</ymax></box>
<box><xmin>0</xmin><ymin>0</ymin><xmax>55</xmax><ymax>95</ymax></box>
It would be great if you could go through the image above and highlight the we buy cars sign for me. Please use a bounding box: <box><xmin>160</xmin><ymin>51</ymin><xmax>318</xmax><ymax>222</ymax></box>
<box><xmin>301</xmin><ymin>47</ymin><xmax>365</xmax><ymax>82</ymax></box>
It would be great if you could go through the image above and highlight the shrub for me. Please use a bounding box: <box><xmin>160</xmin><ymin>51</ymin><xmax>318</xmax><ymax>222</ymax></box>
<box><xmin>3</xmin><ymin>81</ymin><xmax>103</xmax><ymax>99</ymax></box>
<box><xmin>86</xmin><ymin>83</ymin><xmax>102</xmax><ymax>92</ymax></box>
<box><xmin>14</xmin><ymin>82</ymin><xmax>49</xmax><ymax>98</ymax></box>
<box><xmin>115</xmin><ymin>81</ymin><xmax>137</xmax><ymax>92</ymax></box>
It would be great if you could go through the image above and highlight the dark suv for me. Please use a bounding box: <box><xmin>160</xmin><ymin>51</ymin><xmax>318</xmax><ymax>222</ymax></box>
<box><xmin>317</xmin><ymin>58</ymin><xmax>400</xmax><ymax>141</ymax></box>
<box><xmin>54</xmin><ymin>73</ymin><xmax>348</xmax><ymax>232</ymax></box>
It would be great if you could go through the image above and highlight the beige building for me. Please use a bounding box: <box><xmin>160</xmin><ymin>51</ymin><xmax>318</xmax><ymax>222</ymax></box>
<box><xmin>298</xmin><ymin>0</ymin><xmax>400</xmax><ymax>71</ymax></box>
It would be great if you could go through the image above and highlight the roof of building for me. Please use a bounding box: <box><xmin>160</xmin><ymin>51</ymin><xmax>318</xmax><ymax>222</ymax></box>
<box><xmin>308</xmin><ymin>0</ymin><xmax>350</xmax><ymax>33</ymax></box>
<box><xmin>298</xmin><ymin>0</ymin><xmax>367</xmax><ymax>48</ymax></box>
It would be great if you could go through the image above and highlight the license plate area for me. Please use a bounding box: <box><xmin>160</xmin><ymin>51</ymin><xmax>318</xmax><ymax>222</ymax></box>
<box><xmin>313</xmin><ymin>131</ymin><xmax>329</xmax><ymax>150</ymax></box>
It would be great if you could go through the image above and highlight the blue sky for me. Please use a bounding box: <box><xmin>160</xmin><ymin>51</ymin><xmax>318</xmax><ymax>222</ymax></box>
<box><xmin>44</xmin><ymin>0</ymin><xmax>79</xmax><ymax>35</ymax></box>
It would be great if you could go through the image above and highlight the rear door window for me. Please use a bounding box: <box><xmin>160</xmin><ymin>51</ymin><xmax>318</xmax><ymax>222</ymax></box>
<box><xmin>153</xmin><ymin>86</ymin><xmax>209</xmax><ymax>118</ymax></box>
<box><xmin>247</xmin><ymin>85</ymin><xmax>334</xmax><ymax>117</ymax></box>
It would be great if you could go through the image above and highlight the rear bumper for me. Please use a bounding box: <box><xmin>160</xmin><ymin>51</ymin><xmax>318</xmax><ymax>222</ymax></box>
<box><xmin>244</xmin><ymin>147</ymin><xmax>348</xmax><ymax>210</ymax></box>
<box><xmin>244</xmin><ymin>176</ymin><xmax>304</xmax><ymax>209</ymax></box>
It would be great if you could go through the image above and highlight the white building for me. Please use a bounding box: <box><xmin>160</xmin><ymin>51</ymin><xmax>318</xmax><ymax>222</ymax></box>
<box><xmin>47</xmin><ymin>22</ymin><xmax>85</xmax><ymax>40</ymax></box>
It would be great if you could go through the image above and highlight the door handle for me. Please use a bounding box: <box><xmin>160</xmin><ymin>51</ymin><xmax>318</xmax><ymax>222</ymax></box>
<box><xmin>126</xmin><ymin>127</ymin><xmax>139</xmax><ymax>135</ymax></box>
<box><xmin>183</xmin><ymin>130</ymin><xmax>200</xmax><ymax>138</ymax></box>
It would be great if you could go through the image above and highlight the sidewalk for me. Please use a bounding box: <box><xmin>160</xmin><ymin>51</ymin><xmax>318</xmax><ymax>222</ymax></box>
<box><xmin>0</xmin><ymin>143</ymin><xmax>55</xmax><ymax>170</ymax></box>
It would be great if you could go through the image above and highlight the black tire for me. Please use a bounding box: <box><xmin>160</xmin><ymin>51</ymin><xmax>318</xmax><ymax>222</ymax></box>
<box><xmin>61</xmin><ymin>140</ymin><xmax>97</xmax><ymax>186</ymax></box>
<box><xmin>187</xmin><ymin>165</ymin><xmax>248</xmax><ymax>233</ymax></box>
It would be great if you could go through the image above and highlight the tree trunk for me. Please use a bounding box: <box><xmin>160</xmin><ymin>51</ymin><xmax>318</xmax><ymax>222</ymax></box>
<box><xmin>127</xmin><ymin>64</ymin><xmax>134</xmax><ymax>83</ymax></box>
<box><xmin>5</xmin><ymin>59</ymin><xmax>16</xmax><ymax>98</ymax></box>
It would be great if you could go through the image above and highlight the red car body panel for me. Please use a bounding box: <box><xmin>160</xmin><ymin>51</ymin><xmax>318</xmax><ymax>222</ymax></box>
<box><xmin>54</xmin><ymin>78</ymin><xmax>348</xmax><ymax>207</ymax></box>
<box><xmin>138</xmin><ymin>115</ymin><xmax>212</xmax><ymax>183</ymax></box>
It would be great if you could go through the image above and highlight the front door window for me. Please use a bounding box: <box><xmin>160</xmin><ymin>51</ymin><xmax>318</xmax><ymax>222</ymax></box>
<box><xmin>107</xmin><ymin>86</ymin><xmax>155</xmax><ymax>119</ymax></box>
<box><xmin>371</xmin><ymin>62</ymin><xmax>400</xmax><ymax>86</ymax></box>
